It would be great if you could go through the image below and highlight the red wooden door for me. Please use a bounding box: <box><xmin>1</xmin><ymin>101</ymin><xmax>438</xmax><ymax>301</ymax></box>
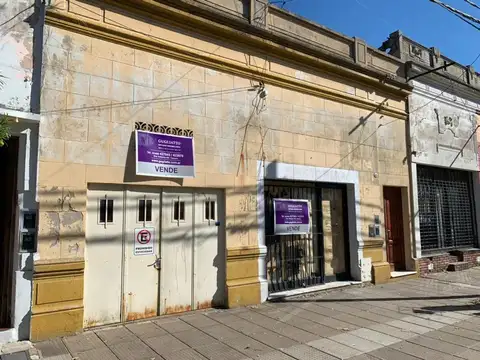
<box><xmin>383</xmin><ymin>187</ymin><xmax>405</xmax><ymax>271</ymax></box>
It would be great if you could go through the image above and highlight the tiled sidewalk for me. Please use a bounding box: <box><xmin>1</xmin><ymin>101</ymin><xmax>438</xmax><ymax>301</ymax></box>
<box><xmin>35</xmin><ymin>268</ymin><xmax>480</xmax><ymax>360</ymax></box>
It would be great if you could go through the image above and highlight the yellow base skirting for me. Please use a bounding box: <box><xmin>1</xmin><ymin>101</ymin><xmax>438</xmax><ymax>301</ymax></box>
<box><xmin>371</xmin><ymin>262</ymin><xmax>391</xmax><ymax>285</ymax></box>
<box><xmin>226</xmin><ymin>246</ymin><xmax>263</xmax><ymax>308</ymax></box>
<box><xmin>31</xmin><ymin>260</ymin><xmax>85</xmax><ymax>341</ymax></box>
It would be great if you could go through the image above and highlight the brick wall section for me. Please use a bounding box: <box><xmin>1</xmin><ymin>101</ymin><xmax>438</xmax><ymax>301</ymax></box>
<box><xmin>419</xmin><ymin>250</ymin><xmax>480</xmax><ymax>274</ymax></box>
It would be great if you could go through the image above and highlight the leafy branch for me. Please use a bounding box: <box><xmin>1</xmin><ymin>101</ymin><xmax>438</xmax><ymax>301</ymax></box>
<box><xmin>0</xmin><ymin>73</ymin><xmax>11</xmax><ymax>147</ymax></box>
<box><xmin>0</xmin><ymin>115</ymin><xmax>10</xmax><ymax>147</ymax></box>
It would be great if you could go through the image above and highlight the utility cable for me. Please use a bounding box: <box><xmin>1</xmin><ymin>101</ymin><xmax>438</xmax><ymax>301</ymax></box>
<box><xmin>41</xmin><ymin>87</ymin><xmax>255</xmax><ymax>115</ymax></box>
<box><xmin>464</xmin><ymin>0</ymin><xmax>480</xmax><ymax>11</ymax></box>
<box><xmin>408</xmin><ymin>50</ymin><xmax>480</xmax><ymax>115</ymax></box>
<box><xmin>430</xmin><ymin>0</ymin><xmax>480</xmax><ymax>29</ymax></box>
<box><xmin>0</xmin><ymin>4</ymin><xmax>34</xmax><ymax>28</ymax></box>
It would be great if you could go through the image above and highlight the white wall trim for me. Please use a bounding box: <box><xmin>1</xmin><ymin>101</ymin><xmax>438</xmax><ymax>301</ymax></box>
<box><xmin>410</xmin><ymin>163</ymin><xmax>422</xmax><ymax>259</ymax></box>
<box><xmin>2</xmin><ymin>123</ymin><xmax>39</xmax><ymax>343</ymax></box>
<box><xmin>256</xmin><ymin>161</ymin><xmax>364</xmax><ymax>298</ymax></box>
<box><xmin>1</xmin><ymin>108</ymin><xmax>41</xmax><ymax>123</ymax></box>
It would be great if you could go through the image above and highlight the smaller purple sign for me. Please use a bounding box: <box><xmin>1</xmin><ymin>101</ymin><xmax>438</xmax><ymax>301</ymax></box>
<box><xmin>136</xmin><ymin>130</ymin><xmax>195</xmax><ymax>178</ymax></box>
<box><xmin>273</xmin><ymin>199</ymin><xmax>310</xmax><ymax>235</ymax></box>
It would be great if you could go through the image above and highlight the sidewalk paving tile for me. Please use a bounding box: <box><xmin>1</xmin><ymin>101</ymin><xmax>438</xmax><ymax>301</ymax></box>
<box><xmin>367</xmin><ymin>346</ymin><xmax>431</xmax><ymax>360</ymax></box>
<box><xmin>367</xmin><ymin>323</ymin><xmax>418</xmax><ymax>340</ymax></box>
<box><xmin>200</xmin><ymin>324</ymin><xmax>244</xmax><ymax>341</ymax></box>
<box><xmin>179</xmin><ymin>314</ymin><xmax>219</xmax><ymax>328</ymax></box>
<box><xmin>407</xmin><ymin>335</ymin><xmax>467</xmax><ymax>355</ymax></box>
<box><xmin>328</xmin><ymin>333</ymin><xmax>383</xmax><ymax>353</ymax></box>
<box><xmin>203</xmin><ymin>312</ymin><xmax>240</xmax><ymax>324</ymax></box>
<box><xmin>422</xmin><ymin>329</ymin><xmax>478</xmax><ymax>347</ymax></box>
<box><xmin>126</xmin><ymin>321</ymin><xmax>168</xmax><ymax>338</ymax></box>
<box><xmin>61</xmin><ymin>331</ymin><xmax>104</xmax><ymax>355</ymax></box>
<box><xmin>308</xmin><ymin>338</ymin><xmax>362</xmax><ymax>359</ymax></box>
<box><xmin>391</xmin><ymin>341</ymin><xmax>462</xmax><ymax>360</ymax></box>
<box><xmin>456</xmin><ymin>349</ymin><xmax>480</xmax><ymax>360</ymax></box>
<box><xmin>171</xmin><ymin>329</ymin><xmax>217</xmax><ymax>348</ymax></box>
<box><xmin>331</xmin><ymin>313</ymin><xmax>377</xmax><ymax>328</ymax></box>
<box><xmin>309</xmin><ymin>316</ymin><xmax>360</xmax><ymax>331</ymax></box>
<box><xmin>278</xmin><ymin>321</ymin><xmax>341</xmax><ymax>339</ymax></box>
<box><xmin>349</xmin><ymin>328</ymin><xmax>401</xmax><ymax>346</ymax></box>
<box><xmin>161</xmin><ymin>348</ymin><xmax>208</xmax><ymax>360</ymax></box>
<box><xmin>386</xmin><ymin>320</ymin><xmax>432</xmax><ymax>334</ymax></box>
<box><xmin>0</xmin><ymin>353</ymin><xmax>29</xmax><ymax>360</ymax></box>
<box><xmin>348</xmin><ymin>310</ymin><xmax>396</xmax><ymax>324</ymax></box>
<box><xmin>348</xmin><ymin>354</ymin><xmax>379</xmax><ymax>360</ymax></box>
<box><xmin>249</xmin><ymin>330</ymin><xmax>298</xmax><ymax>348</ymax></box>
<box><xmin>413</xmin><ymin>313</ymin><xmax>461</xmax><ymax>325</ymax></box>
<box><xmin>194</xmin><ymin>341</ymin><xmax>251</xmax><ymax>360</ymax></box>
<box><xmin>221</xmin><ymin>335</ymin><xmax>274</xmax><ymax>357</ymax></box>
<box><xmin>400</xmin><ymin>316</ymin><xmax>448</xmax><ymax>329</ymax></box>
<box><xmin>109</xmin><ymin>340</ymin><xmax>158</xmax><ymax>360</ymax></box>
<box><xmin>438</xmin><ymin>325</ymin><xmax>480</xmax><ymax>341</ymax></box>
<box><xmin>34</xmin><ymin>338</ymin><xmax>71</xmax><ymax>360</ymax></box>
<box><xmin>281</xmin><ymin>344</ymin><xmax>340</xmax><ymax>360</ymax></box>
<box><xmin>144</xmin><ymin>334</ymin><xmax>190</xmax><ymax>355</ymax></box>
<box><xmin>154</xmin><ymin>319</ymin><xmax>195</xmax><ymax>333</ymax></box>
<box><xmin>226</xmin><ymin>320</ymin><xmax>265</xmax><ymax>335</ymax></box>
<box><xmin>255</xmin><ymin>350</ymin><xmax>297</xmax><ymax>360</ymax></box>
<box><xmin>96</xmin><ymin>326</ymin><xmax>138</xmax><ymax>346</ymax></box>
<box><xmin>72</xmin><ymin>346</ymin><xmax>118</xmax><ymax>360</ymax></box>
<box><xmin>446</xmin><ymin>320</ymin><xmax>480</xmax><ymax>331</ymax></box>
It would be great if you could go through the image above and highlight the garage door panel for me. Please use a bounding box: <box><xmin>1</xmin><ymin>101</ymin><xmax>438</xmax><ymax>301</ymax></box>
<box><xmin>84</xmin><ymin>189</ymin><xmax>124</xmax><ymax>327</ymax></box>
<box><xmin>161</xmin><ymin>191</ymin><xmax>194</xmax><ymax>315</ymax></box>
<box><xmin>124</xmin><ymin>190</ymin><xmax>161</xmax><ymax>321</ymax></box>
<box><xmin>194</xmin><ymin>191</ymin><xmax>226</xmax><ymax>309</ymax></box>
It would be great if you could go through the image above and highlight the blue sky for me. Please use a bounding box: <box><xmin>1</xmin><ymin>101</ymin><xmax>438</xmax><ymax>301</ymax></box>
<box><xmin>281</xmin><ymin>0</ymin><xmax>479</xmax><ymax>66</ymax></box>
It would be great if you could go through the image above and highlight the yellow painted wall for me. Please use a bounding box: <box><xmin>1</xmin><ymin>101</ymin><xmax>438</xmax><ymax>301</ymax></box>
<box><xmin>34</xmin><ymin>0</ymin><xmax>411</xmax><ymax>337</ymax></box>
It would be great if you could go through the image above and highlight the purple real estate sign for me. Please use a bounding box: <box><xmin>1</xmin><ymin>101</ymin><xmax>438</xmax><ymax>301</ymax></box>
<box><xmin>273</xmin><ymin>199</ymin><xmax>311</xmax><ymax>235</ymax></box>
<box><xmin>135</xmin><ymin>130</ymin><xmax>195</xmax><ymax>178</ymax></box>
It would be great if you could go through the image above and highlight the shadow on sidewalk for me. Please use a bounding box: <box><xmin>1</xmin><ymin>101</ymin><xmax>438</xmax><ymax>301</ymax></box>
<box><xmin>270</xmin><ymin>294</ymin><xmax>480</xmax><ymax>303</ymax></box>
<box><xmin>413</xmin><ymin>303</ymin><xmax>480</xmax><ymax>316</ymax></box>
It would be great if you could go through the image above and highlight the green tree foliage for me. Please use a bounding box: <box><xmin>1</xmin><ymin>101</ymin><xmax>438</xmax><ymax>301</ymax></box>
<box><xmin>0</xmin><ymin>74</ymin><xmax>10</xmax><ymax>147</ymax></box>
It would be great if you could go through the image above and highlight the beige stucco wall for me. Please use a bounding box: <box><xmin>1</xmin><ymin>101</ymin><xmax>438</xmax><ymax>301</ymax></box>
<box><xmin>37</xmin><ymin>2</ymin><xmax>409</xmax><ymax>269</ymax></box>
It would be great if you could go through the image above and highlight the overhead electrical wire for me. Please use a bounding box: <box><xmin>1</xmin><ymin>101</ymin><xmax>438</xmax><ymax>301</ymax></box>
<box><xmin>464</xmin><ymin>0</ymin><xmax>480</xmax><ymax>11</ymax></box>
<box><xmin>0</xmin><ymin>4</ymin><xmax>34</xmax><ymax>28</ymax></box>
<box><xmin>430</xmin><ymin>0</ymin><xmax>480</xmax><ymax>30</ymax></box>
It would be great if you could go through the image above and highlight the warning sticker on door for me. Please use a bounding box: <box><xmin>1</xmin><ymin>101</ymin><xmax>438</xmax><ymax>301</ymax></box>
<box><xmin>134</xmin><ymin>227</ymin><xmax>155</xmax><ymax>256</ymax></box>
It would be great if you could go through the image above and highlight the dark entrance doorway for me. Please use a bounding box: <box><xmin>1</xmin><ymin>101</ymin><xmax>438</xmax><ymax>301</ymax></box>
<box><xmin>264</xmin><ymin>181</ymin><xmax>350</xmax><ymax>293</ymax></box>
<box><xmin>0</xmin><ymin>137</ymin><xmax>19</xmax><ymax>328</ymax></box>
<box><xmin>383</xmin><ymin>186</ymin><xmax>405</xmax><ymax>271</ymax></box>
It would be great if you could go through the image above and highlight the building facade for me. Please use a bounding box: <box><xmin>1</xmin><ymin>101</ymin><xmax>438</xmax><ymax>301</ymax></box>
<box><xmin>1</xmin><ymin>0</ymin><xmax>415</xmax><ymax>342</ymax></box>
<box><xmin>0</xmin><ymin>0</ymin><xmax>43</xmax><ymax>343</ymax></box>
<box><xmin>382</xmin><ymin>31</ymin><xmax>480</xmax><ymax>273</ymax></box>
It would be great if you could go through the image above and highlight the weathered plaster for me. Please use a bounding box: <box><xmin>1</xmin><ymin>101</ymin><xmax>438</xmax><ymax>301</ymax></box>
<box><xmin>0</xmin><ymin>0</ymin><xmax>35</xmax><ymax>112</ymax></box>
<box><xmin>410</xmin><ymin>81</ymin><xmax>479</xmax><ymax>171</ymax></box>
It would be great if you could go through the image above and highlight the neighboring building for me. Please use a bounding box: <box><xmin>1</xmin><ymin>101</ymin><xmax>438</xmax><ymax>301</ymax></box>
<box><xmin>0</xmin><ymin>0</ymin><xmax>415</xmax><ymax>342</ymax></box>
<box><xmin>381</xmin><ymin>31</ymin><xmax>480</xmax><ymax>273</ymax></box>
<box><xmin>0</xmin><ymin>0</ymin><xmax>43</xmax><ymax>343</ymax></box>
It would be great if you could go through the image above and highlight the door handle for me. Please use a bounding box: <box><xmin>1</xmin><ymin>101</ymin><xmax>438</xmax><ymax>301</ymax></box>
<box><xmin>148</xmin><ymin>256</ymin><xmax>162</xmax><ymax>270</ymax></box>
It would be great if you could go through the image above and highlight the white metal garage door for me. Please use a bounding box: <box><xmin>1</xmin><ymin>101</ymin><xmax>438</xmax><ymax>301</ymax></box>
<box><xmin>84</xmin><ymin>186</ymin><xmax>225</xmax><ymax>328</ymax></box>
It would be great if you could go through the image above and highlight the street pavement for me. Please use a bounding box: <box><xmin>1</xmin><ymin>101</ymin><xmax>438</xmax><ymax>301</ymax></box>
<box><xmin>33</xmin><ymin>268</ymin><xmax>480</xmax><ymax>360</ymax></box>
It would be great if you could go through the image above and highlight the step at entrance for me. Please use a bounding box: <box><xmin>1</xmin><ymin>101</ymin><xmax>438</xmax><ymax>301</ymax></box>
<box><xmin>447</xmin><ymin>262</ymin><xmax>469</xmax><ymax>272</ymax></box>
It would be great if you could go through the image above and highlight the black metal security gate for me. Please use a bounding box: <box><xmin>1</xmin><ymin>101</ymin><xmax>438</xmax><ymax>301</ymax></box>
<box><xmin>417</xmin><ymin>165</ymin><xmax>477</xmax><ymax>252</ymax></box>
<box><xmin>264</xmin><ymin>181</ymin><xmax>349</xmax><ymax>293</ymax></box>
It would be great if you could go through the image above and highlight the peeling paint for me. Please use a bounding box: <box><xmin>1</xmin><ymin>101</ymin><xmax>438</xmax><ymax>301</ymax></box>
<box><xmin>61</xmin><ymin>211</ymin><xmax>82</xmax><ymax>226</ymax></box>
<box><xmin>0</xmin><ymin>0</ymin><xmax>35</xmax><ymax>112</ymax></box>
